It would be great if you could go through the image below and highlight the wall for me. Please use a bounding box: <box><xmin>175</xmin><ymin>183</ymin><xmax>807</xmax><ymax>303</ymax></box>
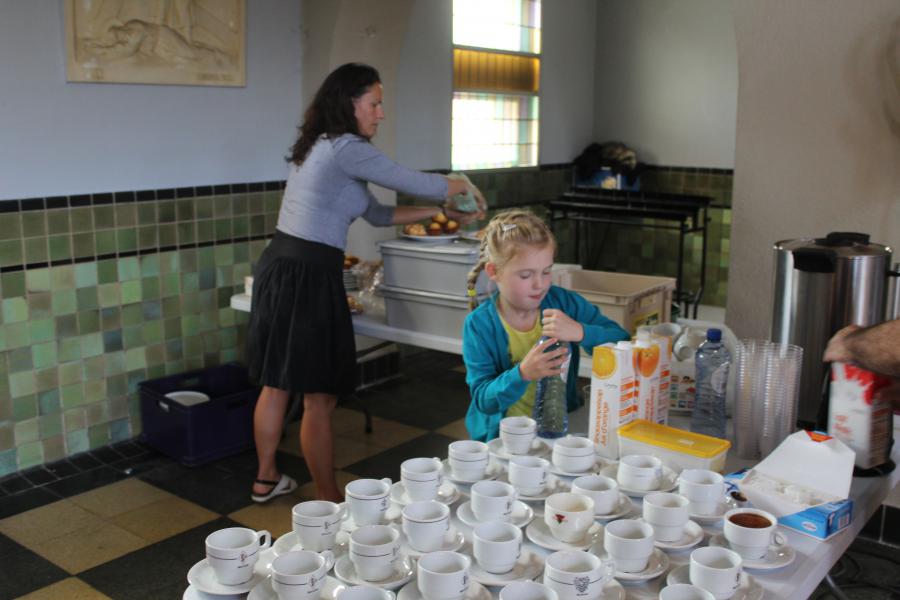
<box><xmin>726</xmin><ymin>0</ymin><xmax>900</xmax><ymax>339</ymax></box>
<box><xmin>592</xmin><ymin>0</ymin><xmax>737</xmax><ymax>168</ymax></box>
<box><xmin>395</xmin><ymin>0</ymin><xmax>599</xmax><ymax>170</ymax></box>
<box><xmin>0</xmin><ymin>1</ymin><xmax>302</xmax><ymax>199</ymax></box>
<box><xmin>0</xmin><ymin>0</ymin><xmax>302</xmax><ymax>476</ymax></box>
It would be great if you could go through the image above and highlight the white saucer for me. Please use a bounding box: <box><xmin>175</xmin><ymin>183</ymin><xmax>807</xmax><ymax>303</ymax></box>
<box><xmin>271</xmin><ymin>529</ymin><xmax>351</xmax><ymax>558</ymax></box>
<box><xmin>709</xmin><ymin>533</ymin><xmax>796</xmax><ymax>570</ymax></box>
<box><xmin>391</xmin><ymin>481</ymin><xmax>460</xmax><ymax>506</ymax></box>
<box><xmin>688</xmin><ymin>501</ymin><xmax>733</xmax><ymax>525</ymax></box>
<box><xmin>399</xmin><ymin>525</ymin><xmax>466</xmax><ymax>558</ymax></box>
<box><xmin>469</xmin><ymin>548</ymin><xmax>544</xmax><ymax>586</ymax></box>
<box><xmin>248</xmin><ymin>575</ymin><xmax>346</xmax><ymax>600</ymax></box>
<box><xmin>341</xmin><ymin>505</ymin><xmax>403</xmax><ymax>532</ymax></box>
<box><xmin>548</xmin><ymin>457</ymin><xmax>607</xmax><ymax>477</ymax></box>
<box><xmin>589</xmin><ymin>542</ymin><xmax>670</xmax><ymax>582</ymax></box>
<box><xmin>488</xmin><ymin>437</ymin><xmax>551</xmax><ymax>461</ymax></box>
<box><xmin>397</xmin><ymin>579</ymin><xmax>491</xmax><ymax>600</ymax></box>
<box><xmin>456</xmin><ymin>500</ymin><xmax>534</xmax><ymax>528</ymax></box>
<box><xmin>524</xmin><ymin>518</ymin><xmax>602</xmax><ymax>551</ymax></box>
<box><xmin>599</xmin><ymin>464</ymin><xmax>678</xmax><ymax>497</ymax></box>
<box><xmin>592</xmin><ymin>493</ymin><xmax>636</xmax><ymax>521</ymax></box>
<box><xmin>183</xmin><ymin>585</ymin><xmax>244</xmax><ymax>600</ymax></box>
<box><xmin>441</xmin><ymin>458</ymin><xmax>505</xmax><ymax>485</ymax></box>
<box><xmin>333</xmin><ymin>554</ymin><xmax>415</xmax><ymax>590</ymax></box>
<box><xmin>187</xmin><ymin>558</ymin><xmax>268</xmax><ymax>595</ymax></box>
<box><xmin>667</xmin><ymin>564</ymin><xmax>764</xmax><ymax>600</ymax></box>
<box><xmin>636</xmin><ymin>518</ymin><xmax>704</xmax><ymax>551</ymax></box>
<box><xmin>516</xmin><ymin>474</ymin><xmax>571</xmax><ymax>501</ymax></box>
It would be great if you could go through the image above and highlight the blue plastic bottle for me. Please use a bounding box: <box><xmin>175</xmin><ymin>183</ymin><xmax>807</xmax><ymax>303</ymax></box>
<box><xmin>690</xmin><ymin>328</ymin><xmax>731</xmax><ymax>439</ymax></box>
<box><xmin>533</xmin><ymin>336</ymin><xmax>569</xmax><ymax>439</ymax></box>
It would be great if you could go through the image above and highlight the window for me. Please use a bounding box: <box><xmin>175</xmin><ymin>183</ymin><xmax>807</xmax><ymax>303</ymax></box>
<box><xmin>452</xmin><ymin>0</ymin><xmax>541</xmax><ymax>170</ymax></box>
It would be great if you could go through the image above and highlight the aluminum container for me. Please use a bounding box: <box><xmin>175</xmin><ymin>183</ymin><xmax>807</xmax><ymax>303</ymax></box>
<box><xmin>377</xmin><ymin>284</ymin><xmax>480</xmax><ymax>339</ymax></box>
<box><xmin>378</xmin><ymin>239</ymin><xmax>490</xmax><ymax>296</ymax></box>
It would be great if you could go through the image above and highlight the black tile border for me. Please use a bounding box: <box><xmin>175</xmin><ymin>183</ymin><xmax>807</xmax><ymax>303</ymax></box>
<box><xmin>0</xmin><ymin>180</ymin><xmax>287</xmax><ymax>212</ymax></box>
<box><xmin>0</xmin><ymin>233</ymin><xmax>274</xmax><ymax>274</ymax></box>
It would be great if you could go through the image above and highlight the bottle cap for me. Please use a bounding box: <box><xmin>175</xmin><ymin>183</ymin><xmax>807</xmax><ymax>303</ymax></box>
<box><xmin>706</xmin><ymin>328</ymin><xmax>722</xmax><ymax>342</ymax></box>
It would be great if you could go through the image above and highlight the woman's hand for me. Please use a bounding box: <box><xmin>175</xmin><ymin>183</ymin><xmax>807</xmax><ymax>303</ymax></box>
<box><xmin>468</xmin><ymin>183</ymin><xmax>487</xmax><ymax>218</ymax></box>
<box><xmin>519</xmin><ymin>337</ymin><xmax>569</xmax><ymax>381</ymax></box>
<box><xmin>541</xmin><ymin>309</ymin><xmax>584</xmax><ymax>343</ymax></box>
<box><xmin>445</xmin><ymin>206</ymin><xmax>479</xmax><ymax>225</ymax></box>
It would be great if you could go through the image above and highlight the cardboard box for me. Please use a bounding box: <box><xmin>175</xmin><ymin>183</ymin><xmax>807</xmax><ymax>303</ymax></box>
<box><xmin>732</xmin><ymin>430</ymin><xmax>855</xmax><ymax>540</ymax></box>
<box><xmin>588</xmin><ymin>343</ymin><xmax>637</xmax><ymax>459</ymax></box>
<box><xmin>828</xmin><ymin>362</ymin><xmax>893</xmax><ymax>469</ymax></box>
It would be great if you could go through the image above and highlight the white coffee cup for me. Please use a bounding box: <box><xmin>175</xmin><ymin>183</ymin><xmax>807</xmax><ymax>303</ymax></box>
<box><xmin>723</xmin><ymin>508</ymin><xmax>785</xmax><ymax>561</ymax></box>
<box><xmin>349</xmin><ymin>525</ymin><xmax>401</xmax><ymax>582</ymax></box>
<box><xmin>500</xmin><ymin>581</ymin><xmax>559</xmax><ymax>600</ymax></box>
<box><xmin>205</xmin><ymin>527</ymin><xmax>272</xmax><ymax>585</ymax></box>
<box><xmin>659</xmin><ymin>583</ymin><xmax>716</xmax><ymax>600</ymax></box>
<box><xmin>473</xmin><ymin>521</ymin><xmax>522</xmax><ymax>574</ymax></box>
<box><xmin>543</xmin><ymin>550</ymin><xmax>614</xmax><ymax>600</ymax></box>
<box><xmin>417</xmin><ymin>551</ymin><xmax>471</xmax><ymax>600</ymax></box>
<box><xmin>678</xmin><ymin>470</ymin><xmax>725</xmax><ymax>516</ymax></box>
<box><xmin>346</xmin><ymin>478</ymin><xmax>393</xmax><ymax>526</ymax></box>
<box><xmin>448</xmin><ymin>440</ymin><xmax>489</xmax><ymax>481</ymax></box>
<box><xmin>543</xmin><ymin>493</ymin><xmax>594</xmax><ymax>543</ymax></box>
<box><xmin>292</xmin><ymin>500</ymin><xmax>346</xmax><ymax>552</ymax></box>
<box><xmin>689</xmin><ymin>547</ymin><xmax>742</xmax><ymax>600</ymax></box>
<box><xmin>402</xmin><ymin>500</ymin><xmax>450</xmax><ymax>553</ymax></box>
<box><xmin>571</xmin><ymin>474</ymin><xmax>619</xmax><ymax>515</ymax></box>
<box><xmin>401</xmin><ymin>457</ymin><xmax>443</xmax><ymax>502</ymax></box>
<box><xmin>338</xmin><ymin>585</ymin><xmax>397</xmax><ymax>600</ymax></box>
<box><xmin>500</xmin><ymin>416</ymin><xmax>537</xmax><ymax>455</ymax></box>
<box><xmin>643</xmin><ymin>492</ymin><xmax>690</xmax><ymax>542</ymax></box>
<box><xmin>617</xmin><ymin>454</ymin><xmax>663</xmax><ymax>491</ymax></box>
<box><xmin>603</xmin><ymin>519</ymin><xmax>654</xmax><ymax>573</ymax></box>
<box><xmin>551</xmin><ymin>436</ymin><xmax>596</xmax><ymax>473</ymax></box>
<box><xmin>652</xmin><ymin>322</ymin><xmax>683</xmax><ymax>341</ymax></box>
<box><xmin>471</xmin><ymin>480</ymin><xmax>517</xmax><ymax>522</ymax></box>
<box><xmin>271</xmin><ymin>550</ymin><xmax>335</xmax><ymax>600</ymax></box>
<box><xmin>508</xmin><ymin>455</ymin><xmax>550</xmax><ymax>496</ymax></box>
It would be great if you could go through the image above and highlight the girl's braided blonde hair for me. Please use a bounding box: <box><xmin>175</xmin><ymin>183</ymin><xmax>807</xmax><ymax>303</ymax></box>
<box><xmin>466</xmin><ymin>209</ymin><xmax>557</xmax><ymax>310</ymax></box>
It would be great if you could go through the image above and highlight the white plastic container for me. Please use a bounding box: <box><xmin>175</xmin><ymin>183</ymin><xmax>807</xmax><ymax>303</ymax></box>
<box><xmin>617</xmin><ymin>419</ymin><xmax>731</xmax><ymax>473</ymax></box>
<box><xmin>377</xmin><ymin>284</ymin><xmax>479</xmax><ymax>339</ymax></box>
<box><xmin>378</xmin><ymin>239</ymin><xmax>489</xmax><ymax>296</ymax></box>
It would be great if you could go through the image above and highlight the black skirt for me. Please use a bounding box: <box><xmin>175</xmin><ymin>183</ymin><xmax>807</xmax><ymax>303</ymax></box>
<box><xmin>246</xmin><ymin>231</ymin><xmax>357</xmax><ymax>394</ymax></box>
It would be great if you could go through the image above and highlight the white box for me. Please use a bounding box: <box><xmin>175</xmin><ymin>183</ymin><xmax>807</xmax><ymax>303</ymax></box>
<box><xmin>735</xmin><ymin>430</ymin><xmax>855</xmax><ymax>540</ymax></box>
<box><xmin>377</xmin><ymin>284</ymin><xmax>475</xmax><ymax>339</ymax></box>
<box><xmin>378</xmin><ymin>239</ymin><xmax>489</xmax><ymax>297</ymax></box>
<box><xmin>828</xmin><ymin>362</ymin><xmax>893</xmax><ymax>469</ymax></box>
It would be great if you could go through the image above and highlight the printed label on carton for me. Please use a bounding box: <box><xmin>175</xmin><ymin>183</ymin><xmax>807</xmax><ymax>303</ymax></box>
<box><xmin>590</xmin><ymin>344</ymin><xmax>636</xmax><ymax>459</ymax></box>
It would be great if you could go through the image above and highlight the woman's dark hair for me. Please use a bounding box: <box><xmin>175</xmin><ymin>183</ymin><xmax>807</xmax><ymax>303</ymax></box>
<box><xmin>288</xmin><ymin>63</ymin><xmax>381</xmax><ymax>165</ymax></box>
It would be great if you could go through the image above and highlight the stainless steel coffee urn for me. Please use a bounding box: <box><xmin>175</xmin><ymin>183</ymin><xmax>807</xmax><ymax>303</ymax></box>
<box><xmin>771</xmin><ymin>232</ymin><xmax>895</xmax><ymax>428</ymax></box>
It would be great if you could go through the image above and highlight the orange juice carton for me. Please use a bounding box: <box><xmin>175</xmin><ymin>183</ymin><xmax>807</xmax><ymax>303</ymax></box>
<box><xmin>589</xmin><ymin>342</ymin><xmax>637</xmax><ymax>460</ymax></box>
<box><xmin>649</xmin><ymin>331</ymin><xmax>672</xmax><ymax>424</ymax></box>
<box><xmin>633</xmin><ymin>330</ymin><xmax>663</xmax><ymax>424</ymax></box>
<box><xmin>828</xmin><ymin>362</ymin><xmax>893</xmax><ymax>469</ymax></box>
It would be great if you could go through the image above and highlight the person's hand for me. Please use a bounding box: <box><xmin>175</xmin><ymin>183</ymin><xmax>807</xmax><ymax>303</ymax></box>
<box><xmin>875</xmin><ymin>380</ymin><xmax>900</xmax><ymax>413</ymax></box>
<box><xmin>541</xmin><ymin>309</ymin><xmax>584</xmax><ymax>343</ymax></box>
<box><xmin>468</xmin><ymin>183</ymin><xmax>487</xmax><ymax>219</ymax></box>
<box><xmin>823</xmin><ymin>324</ymin><xmax>862</xmax><ymax>363</ymax></box>
<box><xmin>519</xmin><ymin>337</ymin><xmax>569</xmax><ymax>381</ymax></box>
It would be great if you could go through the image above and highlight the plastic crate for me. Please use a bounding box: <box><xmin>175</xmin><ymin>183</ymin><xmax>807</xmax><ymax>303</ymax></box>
<box><xmin>139</xmin><ymin>363</ymin><xmax>259</xmax><ymax>466</ymax></box>
<box><xmin>555</xmin><ymin>270</ymin><xmax>676</xmax><ymax>335</ymax></box>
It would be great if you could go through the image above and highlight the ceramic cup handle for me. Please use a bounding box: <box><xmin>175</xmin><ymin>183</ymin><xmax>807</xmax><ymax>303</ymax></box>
<box><xmin>257</xmin><ymin>529</ymin><xmax>272</xmax><ymax>550</ymax></box>
<box><xmin>320</xmin><ymin>550</ymin><xmax>335</xmax><ymax>572</ymax></box>
<box><xmin>601</xmin><ymin>559</ymin><xmax>616</xmax><ymax>584</ymax></box>
<box><xmin>773</xmin><ymin>531</ymin><xmax>787</xmax><ymax>547</ymax></box>
<box><xmin>380</xmin><ymin>477</ymin><xmax>392</xmax><ymax>487</ymax></box>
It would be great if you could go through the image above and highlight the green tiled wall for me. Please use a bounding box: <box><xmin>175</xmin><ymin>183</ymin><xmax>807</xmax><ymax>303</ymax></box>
<box><xmin>0</xmin><ymin>188</ymin><xmax>282</xmax><ymax>476</ymax></box>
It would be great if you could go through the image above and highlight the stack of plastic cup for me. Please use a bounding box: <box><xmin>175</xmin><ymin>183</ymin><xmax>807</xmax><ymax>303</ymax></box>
<box><xmin>732</xmin><ymin>339</ymin><xmax>765</xmax><ymax>459</ymax></box>
<box><xmin>758</xmin><ymin>343</ymin><xmax>804</xmax><ymax>457</ymax></box>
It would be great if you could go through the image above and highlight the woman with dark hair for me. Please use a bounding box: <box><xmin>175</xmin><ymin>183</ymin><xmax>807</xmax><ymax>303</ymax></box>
<box><xmin>247</xmin><ymin>63</ymin><xmax>485</xmax><ymax>502</ymax></box>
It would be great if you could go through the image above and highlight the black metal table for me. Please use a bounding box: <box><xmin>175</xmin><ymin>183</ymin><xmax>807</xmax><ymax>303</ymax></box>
<box><xmin>547</xmin><ymin>187</ymin><xmax>711</xmax><ymax>318</ymax></box>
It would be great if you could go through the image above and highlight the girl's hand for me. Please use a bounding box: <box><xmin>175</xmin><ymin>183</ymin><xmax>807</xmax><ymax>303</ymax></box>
<box><xmin>519</xmin><ymin>337</ymin><xmax>569</xmax><ymax>382</ymax></box>
<box><xmin>541</xmin><ymin>309</ymin><xmax>584</xmax><ymax>343</ymax></box>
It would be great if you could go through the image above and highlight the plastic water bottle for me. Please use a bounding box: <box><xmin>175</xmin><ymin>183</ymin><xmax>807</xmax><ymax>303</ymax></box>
<box><xmin>533</xmin><ymin>336</ymin><xmax>569</xmax><ymax>439</ymax></box>
<box><xmin>690</xmin><ymin>328</ymin><xmax>730</xmax><ymax>439</ymax></box>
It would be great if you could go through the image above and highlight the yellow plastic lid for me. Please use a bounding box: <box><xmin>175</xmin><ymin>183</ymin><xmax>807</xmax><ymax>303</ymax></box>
<box><xmin>618</xmin><ymin>419</ymin><xmax>731</xmax><ymax>457</ymax></box>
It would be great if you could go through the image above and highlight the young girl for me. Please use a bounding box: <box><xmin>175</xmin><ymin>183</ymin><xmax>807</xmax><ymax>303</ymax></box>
<box><xmin>462</xmin><ymin>210</ymin><xmax>629</xmax><ymax>442</ymax></box>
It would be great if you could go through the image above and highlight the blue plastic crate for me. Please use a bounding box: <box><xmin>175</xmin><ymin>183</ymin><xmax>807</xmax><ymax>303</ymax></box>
<box><xmin>139</xmin><ymin>363</ymin><xmax>259</xmax><ymax>466</ymax></box>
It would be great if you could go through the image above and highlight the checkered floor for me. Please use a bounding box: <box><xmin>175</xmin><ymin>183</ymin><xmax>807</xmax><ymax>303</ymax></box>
<box><xmin>2</xmin><ymin>348</ymin><xmax>898</xmax><ymax>599</ymax></box>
